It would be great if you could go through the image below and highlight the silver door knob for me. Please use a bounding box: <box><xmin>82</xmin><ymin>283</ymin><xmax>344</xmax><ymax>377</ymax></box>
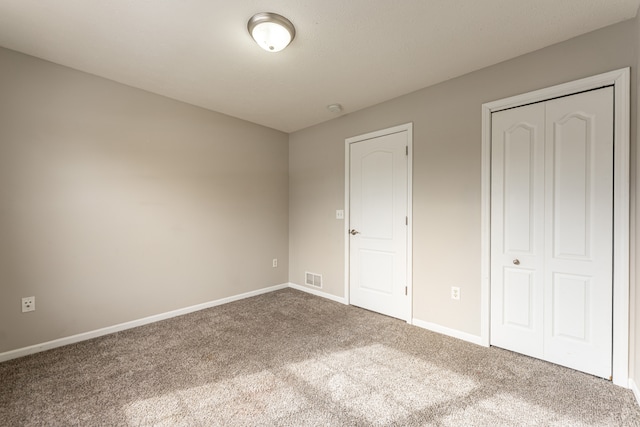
<box><xmin>513</xmin><ymin>259</ymin><xmax>520</xmax><ymax>265</ymax></box>
<box><xmin>350</xmin><ymin>229</ymin><xmax>360</xmax><ymax>235</ymax></box>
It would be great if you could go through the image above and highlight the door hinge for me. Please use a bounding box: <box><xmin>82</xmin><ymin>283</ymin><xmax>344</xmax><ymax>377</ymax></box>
<box><xmin>406</xmin><ymin>216</ymin><xmax>408</xmax><ymax>225</ymax></box>
<box><xmin>406</xmin><ymin>146</ymin><xmax>408</xmax><ymax>156</ymax></box>
<box><xmin>405</xmin><ymin>286</ymin><xmax>408</xmax><ymax>296</ymax></box>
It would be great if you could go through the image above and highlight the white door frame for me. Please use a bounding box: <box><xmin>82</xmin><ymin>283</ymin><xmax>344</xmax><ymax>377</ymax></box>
<box><xmin>480</xmin><ymin>68</ymin><xmax>630</xmax><ymax>387</ymax></box>
<box><xmin>344</xmin><ymin>123</ymin><xmax>414</xmax><ymax>323</ymax></box>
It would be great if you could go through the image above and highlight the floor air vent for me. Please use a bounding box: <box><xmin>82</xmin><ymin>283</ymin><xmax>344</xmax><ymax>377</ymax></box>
<box><xmin>305</xmin><ymin>272</ymin><xmax>323</xmax><ymax>288</ymax></box>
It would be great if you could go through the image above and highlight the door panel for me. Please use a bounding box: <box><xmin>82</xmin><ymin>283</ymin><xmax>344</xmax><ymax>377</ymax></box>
<box><xmin>361</xmin><ymin>151</ymin><xmax>394</xmax><ymax>239</ymax></box>
<box><xmin>360</xmin><ymin>250</ymin><xmax>394</xmax><ymax>293</ymax></box>
<box><xmin>503</xmin><ymin>267</ymin><xmax>535</xmax><ymax>329</ymax></box>
<box><xmin>552</xmin><ymin>113</ymin><xmax>592</xmax><ymax>259</ymax></box>
<box><xmin>504</xmin><ymin>124</ymin><xmax>536</xmax><ymax>254</ymax></box>
<box><xmin>552</xmin><ymin>273</ymin><xmax>590</xmax><ymax>341</ymax></box>
<box><xmin>349</xmin><ymin>131</ymin><xmax>408</xmax><ymax>320</ymax></box>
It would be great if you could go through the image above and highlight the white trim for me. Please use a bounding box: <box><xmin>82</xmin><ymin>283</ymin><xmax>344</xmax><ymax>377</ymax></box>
<box><xmin>288</xmin><ymin>282</ymin><xmax>348</xmax><ymax>304</ymax></box>
<box><xmin>480</xmin><ymin>105</ymin><xmax>492</xmax><ymax>347</ymax></box>
<box><xmin>344</xmin><ymin>139</ymin><xmax>350</xmax><ymax>306</ymax></box>
<box><xmin>480</xmin><ymin>68</ymin><xmax>630</xmax><ymax>387</ymax></box>
<box><xmin>611</xmin><ymin>69</ymin><xmax>631</xmax><ymax>388</ymax></box>
<box><xmin>412</xmin><ymin>318</ymin><xmax>483</xmax><ymax>346</ymax></box>
<box><xmin>344</xmin><ymin>123</ymin><xmax>414</xmax><ymax>323</ymax></box>
<box><xmin>630</xmin><ymin>379</ymin><xmax>640</xmax><ymax>405</ymax></box>
<box><xmin>407</xmin><ymin>125</ymin><xmax>414</xmax><ymax>325</ymax></box>
<box><xmin>0</xmin><ymin>283</ymin><xmax>288</xmax><ymax>363</ymax></box>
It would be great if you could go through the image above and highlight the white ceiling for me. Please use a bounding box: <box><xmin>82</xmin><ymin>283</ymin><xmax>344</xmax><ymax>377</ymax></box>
<box><xmin>0</xmin><ymin>1</ymin><xmax>638</xmax><ymax>133</ymax></box>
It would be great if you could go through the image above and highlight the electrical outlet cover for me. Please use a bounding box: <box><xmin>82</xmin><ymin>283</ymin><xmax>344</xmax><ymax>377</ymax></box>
<box><xmin>22</xmin><ymin>296</ymin><xmax>35</xmax><ymax>312</ymax></box>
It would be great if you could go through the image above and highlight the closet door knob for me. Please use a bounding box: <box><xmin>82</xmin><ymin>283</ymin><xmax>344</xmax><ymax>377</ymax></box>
<box><xmin>513</xmin><ymin>259</ymin><xmax>520</xmax><ymax>265</ymax></box>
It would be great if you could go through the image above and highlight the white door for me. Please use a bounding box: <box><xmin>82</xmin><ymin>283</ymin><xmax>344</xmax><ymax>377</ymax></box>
<box><xmin>348</xmin><ymin>130</ymin><xmax>408</xmax><ymax>320</ymax></box>
<box><xmin>490</xmin><ymin>102</ymin><xmax>546</xmax><ymax>360</ymax></box>
<box><xmin>491</xmin><ymin>87</ymin><xmax>613</xmax><ymax>378</ymax></box>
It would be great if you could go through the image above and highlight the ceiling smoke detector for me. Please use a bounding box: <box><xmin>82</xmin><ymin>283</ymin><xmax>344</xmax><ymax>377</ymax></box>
<box><xmin>327</xmin><ymin>104</ymin><xmax>343</xmax><ymax>114</ymax></box>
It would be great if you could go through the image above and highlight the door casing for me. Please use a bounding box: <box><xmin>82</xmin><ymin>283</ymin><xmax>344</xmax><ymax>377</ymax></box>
<box><xmin>344</xmin><ymin>123</ymin><xmax>413</xmax><ymax>323</ymax></box>
<box><xmin>481</xmin><ymin>68</ymin><xmax>630</xmax><ymax>387</ymax></box>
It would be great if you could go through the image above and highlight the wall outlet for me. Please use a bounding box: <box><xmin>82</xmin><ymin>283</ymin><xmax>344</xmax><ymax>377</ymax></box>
<box><xmin>451</xmin><ymin>287</ymin><xmax>460</xmax><ymax>300</ymax></box>
<box><xmin>336</xmin><ymin>210</ymin><xmax>345</xmax><ymax>220</ymax></box>
<box><xmin>22</xmin><ymin>296</ymin><xmax>35</xmax><ymax>313</ymax></box>
<box><xmin>272</xmin><ymin>258</ymin><xmax>278</xmax><ymax>268</ymax></box>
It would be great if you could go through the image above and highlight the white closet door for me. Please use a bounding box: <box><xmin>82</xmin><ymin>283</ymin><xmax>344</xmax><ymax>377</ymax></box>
<box><xmin>491</xmin><ymin>87</ymin><xmax>613</xmax><ymax>378</ymax></box>
<box><xmin>490</xmin><ymin>102</ymin><xmax>546</xmax><ymax>359</ymax></box>
<box><xmin>543</xmin><ymin>88</ymin><xmax>613</xmax><ymax>378</ymax></box>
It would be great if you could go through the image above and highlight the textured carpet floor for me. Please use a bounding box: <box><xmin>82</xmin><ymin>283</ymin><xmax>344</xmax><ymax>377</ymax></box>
<box><xmin>1</xmin><ymin>288</ymin><xmax>639</xmax><ymax>426</ymax></box>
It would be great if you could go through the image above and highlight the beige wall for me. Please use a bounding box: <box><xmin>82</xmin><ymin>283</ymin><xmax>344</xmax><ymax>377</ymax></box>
<box><xmin>289</xmin><ymin>20</ymin><xmax>637</xmax><ymax>338</ymax></box>
<box><xmin>0</xmin><ymin>47</ymin><xmax>289</xmax><ymax>353</ymax></box>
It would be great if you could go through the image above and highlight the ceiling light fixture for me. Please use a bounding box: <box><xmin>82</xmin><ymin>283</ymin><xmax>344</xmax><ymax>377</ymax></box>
<box><xmin>248</xmin><ymin>12</ymin><xmax>296</xmax><ymax>52</ymax></box>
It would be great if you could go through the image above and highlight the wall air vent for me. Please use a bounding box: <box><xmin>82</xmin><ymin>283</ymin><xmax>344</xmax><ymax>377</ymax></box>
<box><xmin>305</xmin><ymin>272</ymin><xmax>323</xmax><ymax>288</ymax></box>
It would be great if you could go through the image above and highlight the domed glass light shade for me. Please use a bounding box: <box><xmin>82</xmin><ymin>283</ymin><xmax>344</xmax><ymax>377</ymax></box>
<box><xmin>248</xmin><ymin>12</ymin><xmax>296</xmax><ymax>52</ymax></box>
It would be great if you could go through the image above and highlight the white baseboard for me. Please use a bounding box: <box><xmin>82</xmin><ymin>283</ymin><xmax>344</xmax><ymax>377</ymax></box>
<box><xmin>1</xmin><ymin>283</ymin><xmax>484</xmax><ymax>363</ymax></box>
<box><xmin>412</xmin><ymin>318</ymin><xmax>483</xmax><ymax>346</ymax></box>
<box><xmin>288</xmin><ymin>286</ymin><xmax>482</xmax><ymax>349</ymax></box>
<box><xmin>0</xmin><ymin>283</ymin><xmax>289</xmax><ymax>363</ymax></box>
<box><xmin>288</xmin><ymin>282</ymin><xmax>347</xmax><ymax>304</ymax></box>
<box><xmin>629</xmin><ymin>379</ymin><xmax>640</xmax><ymax>404</ymax></box>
